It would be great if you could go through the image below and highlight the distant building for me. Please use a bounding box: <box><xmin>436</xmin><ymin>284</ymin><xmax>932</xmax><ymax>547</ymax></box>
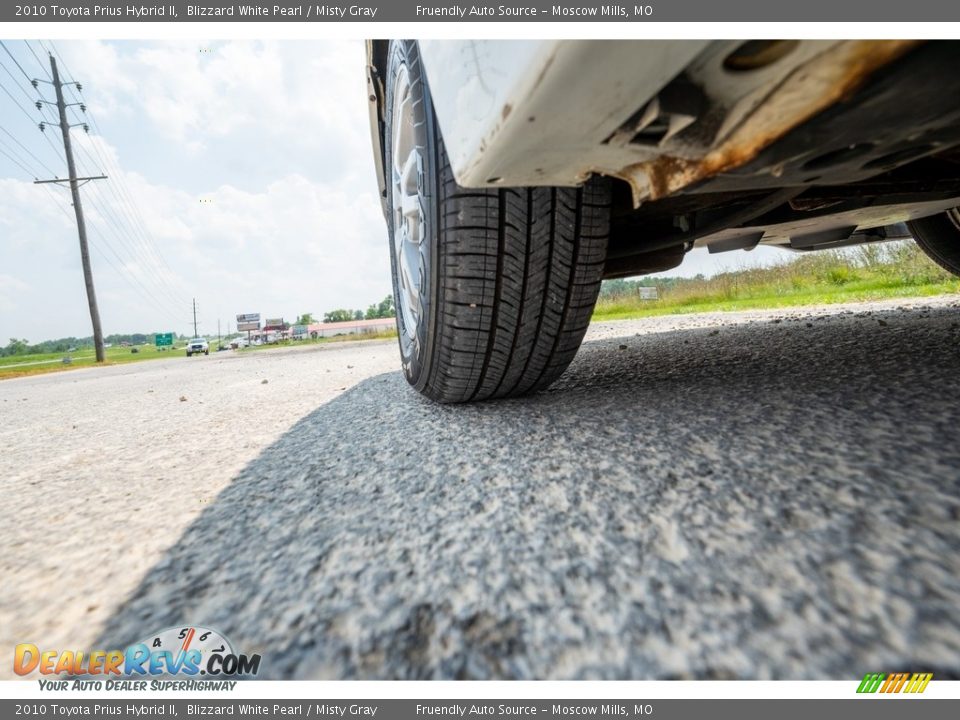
<box><xmin>307</xmin><ymin>317</ymin><xmax>395</xmax><ymax>338</ymax></box>
<box><xmin>261</xmin><ymin>319</ymin><xmax>289</xmax><ymax>341</ymax></box>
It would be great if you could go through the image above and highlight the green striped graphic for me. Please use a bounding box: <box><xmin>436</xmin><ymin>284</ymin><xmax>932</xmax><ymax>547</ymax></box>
<box><xmin>857</xmin><ymin>672</ymin><xmax>885</xmax><ymax>693</ymax></box>
<box><xmin>857</xmin><ymin>672</ymin><xmax>932</xmax><ymax>693</ymax></box>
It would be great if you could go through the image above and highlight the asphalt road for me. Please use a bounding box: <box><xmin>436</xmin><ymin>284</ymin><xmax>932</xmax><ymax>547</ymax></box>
<box><xmin>3</xmin><ymin>296</ymin><xmax>960</xmax><ymax>679</ymax></box>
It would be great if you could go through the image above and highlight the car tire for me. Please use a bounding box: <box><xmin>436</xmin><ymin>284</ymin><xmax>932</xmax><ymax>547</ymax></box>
<box><xmin>907</xmin><ymin>208</ymin><xmax>960</xmax><ymax>277</ymax></box>
<box><xmin>205</xmin><ymin>350</ymin><xmax>209</xmax><ymax>355</ymax></box>
<box><xmin>186</xmin><ymin>352</ymin><xmax>192</xmax><ymax>357</ymax></box>
<box><xmin>384</xmin><ymin>40</ymin><xmax>612</xmax><ymax>403</ymax></box>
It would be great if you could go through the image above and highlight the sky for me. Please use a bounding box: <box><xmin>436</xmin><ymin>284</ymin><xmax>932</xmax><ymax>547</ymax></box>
<box><xmin>0</xmin><ymin>39</ymin><xmax>788</xmax><ymax>344</ymax></box>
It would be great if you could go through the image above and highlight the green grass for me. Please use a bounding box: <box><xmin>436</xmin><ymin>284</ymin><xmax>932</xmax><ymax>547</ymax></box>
<box><xmin>0</xmin><ymin>329</ymin><xmax>400</xmax><ymax>380</ymax></box>
<box><xmin>593</xmin><ymin>242</ymin><xmax>960</xmax><ymax>321</ymax></box>
<box><xmin>5</xmin><ymin>243</ymin><xmax>955</xmax><ymax>378</ymax></box>
<box><xmin>0</xmin><ymin>343</ymin><xmax>185</xmax><ymax>379</ymax></box>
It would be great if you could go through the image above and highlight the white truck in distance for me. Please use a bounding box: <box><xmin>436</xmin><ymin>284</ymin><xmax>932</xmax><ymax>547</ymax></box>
<box><xmin>186</xmin><ymin>338</ymin><xmax>209</xmax><ymax>357</ymax></box>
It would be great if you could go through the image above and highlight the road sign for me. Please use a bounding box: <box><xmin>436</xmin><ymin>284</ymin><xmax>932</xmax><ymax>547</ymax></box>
<box><xmin>155</xmin><ymin>333</ymin><xmax>174</xmax><ymax>347</ymax></box>
<box><xmin>237</xmin><ymin>313</ymin><xmax>260</xmax><ymax>332</ymax></box>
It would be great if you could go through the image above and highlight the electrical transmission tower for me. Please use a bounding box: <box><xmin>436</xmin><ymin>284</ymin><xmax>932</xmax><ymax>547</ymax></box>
<box><xmin>33</xmin><ymin>54</ymin><xmax>108</xmax><ymax>362</ymax></box>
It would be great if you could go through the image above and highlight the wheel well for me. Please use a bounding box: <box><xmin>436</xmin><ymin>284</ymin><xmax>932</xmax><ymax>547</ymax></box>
<box><xmin>369</xmin><ymin>40</ymin><xmax>390</xmax><ymax>85</ymax></box>
<box><xmin>369</xmin><ymin>40</ymin><xmax>391</xmax><ymax>151</ymax></box>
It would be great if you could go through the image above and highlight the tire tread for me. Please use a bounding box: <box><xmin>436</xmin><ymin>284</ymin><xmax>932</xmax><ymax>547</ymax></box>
<box><xmin>422</xmin><ymin>140</ymin><xmax>611</xmax><ymax>402</ymax></box>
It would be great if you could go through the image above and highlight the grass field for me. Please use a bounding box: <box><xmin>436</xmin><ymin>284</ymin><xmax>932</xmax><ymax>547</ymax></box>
<box><xmin>593</xmin><ymin>241</ymin><xmax>960</xmax><ymax>321</ymax></box>
<box><xmin>0</xmin><ymin>330</ymin><xmax>400</xmax><ymax>380</ymax></box>
<box><xmin>4</xmin><ymin>242</ymin><xmax>956</xmax><ymax>380</ymax></box>
<box><xmin>0</xmin><ymin>343</ymin><xmax>194</xmax><ymax>380</ymax></box>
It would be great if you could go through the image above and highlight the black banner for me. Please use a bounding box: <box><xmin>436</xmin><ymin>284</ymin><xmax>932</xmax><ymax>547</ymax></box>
<box><xmin>0</xmin><ymin>700</ymin><xmax>958</xmax><ymax>720</ymax></box>
<box><xmin>3</xmin><ymin>0</ymin><xmax>960</xmax><ymax>22</ymax></box>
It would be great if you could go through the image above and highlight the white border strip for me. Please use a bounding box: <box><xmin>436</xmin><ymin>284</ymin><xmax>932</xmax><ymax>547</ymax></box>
<box><xmin>6</xmin><ymin>21</ymin><xmax>960</xmax><ymax>40</ymax></box>
<box><xmin>1</xmin><ymin>680</ymin><xmax>959</xmax><ymax>699</ymax></box>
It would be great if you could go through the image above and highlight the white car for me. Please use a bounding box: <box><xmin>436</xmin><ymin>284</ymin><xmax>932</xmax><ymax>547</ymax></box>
<box><xmin>186</xmin><ymin>338</ymin><xmax>209</xmax><ymax>357</ymax></box>
<box><xmin>366</xmin><ymin>40</ymin><xmax>960</xmax><ymax>402</ymax></box>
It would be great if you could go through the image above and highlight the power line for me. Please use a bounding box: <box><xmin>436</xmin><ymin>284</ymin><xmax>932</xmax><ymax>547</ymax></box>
<box><xmin>85</xmin><ymin>221</ymin><xmax>191</xmax><ymax>324</ymax></box>
<box><xmin>62</xmin><ymin>137</ymin><xmax>180</xmax><ymax>305</ymax></box>
<box><xmin>79</xmin><ymin>130</ymin><xmax>185</xmax><ymax>303</ymax></box>
<box><xmin>24</xmin><ymin>41</ymin><xmax>51</xmax><ymax>80</ymax></box>
<box><xmin>37</xmin><ymin>163</ymin><xmax>187</xmax><ymax>328</ymax></box>
<box><xmin>24</xmin><ymin>43</ymin><xmax>71</xmax><ymax>150</ymax></box>
<box><xmin>0</xmin><ymin>40</ymin><xmax>33</xmax><ymax>82</ymax></box>
<box><xmin>7</xmin><ymin>41</ymin><xmax>189</xmax><ymax>326</ymax></box>
<box><xmin>0</xmin><ymin>78</ymin><xmax>41</xmax><ymax>126</ymax></box>
<box><xmin>38</xmin><ymin>130</ymin><xmax>66</xmax><ymax>166</ymax></box>
<box><xmin>0</xmin><ymin>57</ymin><xmax>36</xmax><ymax>105</ymax></box>
<box><xmin>79</xmin><ymin>175</ymin><xmax>190</xmax><ymax>314</ymax></box>
<box><xmin>35</xmin><ymin>181</ymin><xmax>189</xmax><ymax>334</ymax></box>
<box><xmin>43</xmin><ymin>41</ymin><xmax>80</xmax><ymax>100</ymax></box>
<box><xmin>6</xmin><ymin>41</ymin><xmax>62</xmax><ymax>126</ymax></box>
<box><xmin>71</xmin><ymin>137</ymin><xmax>188</xmax><ymax>309</ymax></box>
<box><xmin>0</xmin><ymin>144</ymin><xmax>37</xmax><ymax>178</ymax></box>
<box><xmin>57</xmin><ymin>114</ymin><xmax>188</xmax><ymax>314</ymax></box>
<box><xmin>0</xmin><ymin>123</ymin><xmax>56</xmax><ymax>176</ymax></box>
<box><xmin>34</xmin><ymin>53</ymin><xmax>107</xmax><ymax>362</ymax></box>
<box><xmin>37</xmin><ymin>41</ymin><xmax>192</xmax><ymax>328</ymax></box>
<box><xmin>0</xmin><ymin>50</ymin><xmax>64</xmax><ymax>171</ymax></box>
<box><xmin>45</xmin><ymin>41</ymin><xmax>183</xmax><ymax>284</ymax></box>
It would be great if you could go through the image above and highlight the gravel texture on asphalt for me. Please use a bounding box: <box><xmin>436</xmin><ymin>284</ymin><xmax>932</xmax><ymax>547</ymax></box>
<box><xmin>3</xmin><ymin>297</ymin><xmax>960</xmax><ymax>680</ymax></box>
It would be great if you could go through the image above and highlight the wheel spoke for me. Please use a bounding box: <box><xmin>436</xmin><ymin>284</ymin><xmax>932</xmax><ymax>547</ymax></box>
<box><xmin>399</xmin><ymin>151</ymin><xmax>419</xmax><ymax>197</ymax></box>
<box><xmin>390</xmin><ymin>64</ymin><xmax>425</xmax><ymax>354</ymax></box>
<box><xmin>947</xmin><ymin>207</ymin><xmax>960</xmax><ymax>232</ymax></box>
<box><xmin>400</xmin><ymin>191</ymin><xmax>420</xmax><ymax>222</ymax></box>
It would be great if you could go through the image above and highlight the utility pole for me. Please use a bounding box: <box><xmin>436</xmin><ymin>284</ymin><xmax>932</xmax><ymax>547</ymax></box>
<box><xmin>34</xmin><ymin>56</ymin><xmax>107</xmax><ymax>362</ymax></box>
<box><xmin>192</xmin><ymin>298</ymin><xmax>199</xmax><ymax>338</ymax></box>
<box><xmin>217</xmin><ymin>318</ymin><xmax>221</xmax><ymax>350</ymax></box>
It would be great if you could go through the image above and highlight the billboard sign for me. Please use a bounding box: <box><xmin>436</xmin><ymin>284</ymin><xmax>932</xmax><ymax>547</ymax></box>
<box><xmin>237</xmin><ymin>313</ymin><xmax>260</xmax><ymax>332</ymax></box>
<box><xmin>264</xmin><ymin>318</ymin><xmax>284</xmax><ymax>328</ymax></box>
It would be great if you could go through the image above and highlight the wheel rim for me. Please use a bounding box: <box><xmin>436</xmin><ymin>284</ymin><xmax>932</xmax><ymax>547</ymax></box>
<box><xmin>948</xmin><ymin>207</ymin><xmax>960</xmax><ymax>232</ymax></box>
<box><xmin>391</xmin><ymin>65</ymin><xmax>426</xmax><ymax>358</ymax></box>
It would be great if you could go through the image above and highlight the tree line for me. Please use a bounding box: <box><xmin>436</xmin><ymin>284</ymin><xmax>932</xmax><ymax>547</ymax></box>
<box><xmin>4</xmin><ymin>294</ymin><xmax>398</xmax><ymax>356</ymax></box>
<box><xmin>319</xmin><ymin>294</ymin><xmax>395</xmax><ymax>324</ymax></box>
<box><xmin>1</xmin><ymin>333</ymin><xmax>184</xmax><ymax>357</ymax></box>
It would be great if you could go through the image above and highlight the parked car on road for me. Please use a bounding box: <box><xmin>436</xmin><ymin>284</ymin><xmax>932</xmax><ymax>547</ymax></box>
<box><xmin>186</xmin><ymin>338</ymin><xmax>209</xmax><ymax>357</ymax></box>
<box><xmin>366</xmin><ymin>40</ymin><xmax>960</xmax><ymax>402</ymax></box>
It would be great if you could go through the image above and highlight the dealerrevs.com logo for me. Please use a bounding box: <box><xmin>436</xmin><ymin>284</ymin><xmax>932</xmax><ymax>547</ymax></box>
<box><xmin>14</xmin><ymin>626</ymin><xmax>261</xmax><ymax>683</ymax></box>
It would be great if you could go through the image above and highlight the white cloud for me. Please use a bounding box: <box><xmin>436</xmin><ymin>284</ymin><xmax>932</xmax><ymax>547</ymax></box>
<box><xmin>0</xmin><ymin>162</ymin><xmax>389</xmax><ymax>340</ymax></box>
<box><xmin>58</xmin><ymin>40</ymin><xmax>371</xmax><ymax>169</ymax></box>
<box><xmin>0</xmin><ymin>274</ymin><xmax>29</xmax><ymax>316</ymax></box>
<box><xmin>0</xmin><ymin>40</ymin><xmax>391</xmax><ymax>342</ymax></box>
